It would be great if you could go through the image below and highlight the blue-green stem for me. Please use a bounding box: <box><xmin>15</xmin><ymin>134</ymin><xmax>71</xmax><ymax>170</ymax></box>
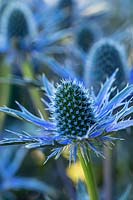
<box><xmin>22</xmin><ymin>62</ymin><xmax>48</xmax><ymax>119</ymax></box>
<box><xmin>0</xmin><ymin>62</ymin><xmax>12</xmax><ymax>130</ymax></box>
<box><xmin>78</xmin><ymin>147</ymin><xmax>99</xmax><ymax>200</ymax></box>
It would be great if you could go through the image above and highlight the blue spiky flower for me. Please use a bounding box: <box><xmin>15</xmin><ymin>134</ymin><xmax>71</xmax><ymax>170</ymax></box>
<box><xmin>0</xmin><ymin>71</ymin><xmax>133</xmax><ymax>162</ymax></box>
<box><xmin>85</xmin><ymin>39</ymin><xmax>128</xmax><ymax>94</ymax></box>
<box><xmin>0</xmin><ymin>1</ymin><xmax>37</xmax><ymax>40</ymax></box>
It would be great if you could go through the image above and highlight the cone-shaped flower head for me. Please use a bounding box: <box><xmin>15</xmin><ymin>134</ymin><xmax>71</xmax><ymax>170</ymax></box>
<box><xmin>53</xmin><ymin>81</ymin><xmax>95</xmax><ymax>137</ymax></box>
<box><xmin>85</xmin><ymin>39</ymin><xmax>128</xmax><ymax>94</ymax></box>
<box><xmin>8</xmin><ymin>10</ymin><xmax>29</xmax><ymax>39</ymax></box>
<box><xmin>0</xmin><ymin>71</ymin><xmax>133</xmax><ymax>163</ymax></box>
<box><xmin>0</xmin><ymin>1</ymin><xmax>37</xmax><ymax>44</ymax></box>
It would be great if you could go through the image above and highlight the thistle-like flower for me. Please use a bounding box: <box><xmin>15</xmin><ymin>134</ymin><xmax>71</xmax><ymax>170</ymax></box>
<box><xmin>85</xmin><ymin>39</ymin><xmax>128</xmax><ymax>94</ymax></box>
<box><xmin>0</xmin><ymin>71</ymin><xmax>133</xmax><ymax>163</ymax></box>
<box><xmin>0</xmin><ymin>1</ymin><xmax>37</xmax><ymax>49</ymax></box>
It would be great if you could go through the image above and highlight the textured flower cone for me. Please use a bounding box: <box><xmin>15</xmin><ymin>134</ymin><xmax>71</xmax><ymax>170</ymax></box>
<box><xmin>85</xmin><ymin>39</ymin><xmax>128</xmax><ymax>93</ymax></box>
<box><xmin>53</xmin><ymin>81</ymin><xmax>95</xmax><ymax>137</ymax></box>
<box><xmin>7</xmin><ymin>10</ymin><xmax>29</xmax><ymax>39</ymax></box>
<box><xmin>0</xmin><ymin>1</ymin><xmax>37</xmax><ymax>47</ymax></box>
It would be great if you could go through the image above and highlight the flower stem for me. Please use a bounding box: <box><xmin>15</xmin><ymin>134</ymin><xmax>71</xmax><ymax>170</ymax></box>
<box><xmin>0</xmin><ymin>62</ymin><xmax>12</xmax><ymax>130</ymax></box>
<box><xmin>78</xmin><ymin>148</ymin><xmax>99</xmax><ymax>200</ymax></box>
<box><xmin>22</xmin><ymin>62</ymin><xmax>48</xmax><ymax>119</ymax></box>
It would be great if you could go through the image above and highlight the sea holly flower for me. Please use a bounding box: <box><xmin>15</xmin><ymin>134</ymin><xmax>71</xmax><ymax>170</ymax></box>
<box><xmin>85</xmin><ymin>39</ymin><xmax>129</xmax><ymax>93</ymax></box>
<box><xmin>0</xmin><ymin>71</ymin><xmax>133</xmax><ymax>200</ymax></box>
<box><xmin>0</xmin><ymin>0</ymin><xmax>38</xmax><ymax>51</ymax></box>
<box><xmin>0</xmin><ymin>70</ymin><xmax>133</xmax><ymax>163</ymax></box>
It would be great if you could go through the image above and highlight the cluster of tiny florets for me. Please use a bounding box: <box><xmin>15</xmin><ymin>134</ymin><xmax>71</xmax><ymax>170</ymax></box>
<box><xmin>52</xmin><ymin>81</ymin><xmax>95</xmax><ymax>137</ymax></box>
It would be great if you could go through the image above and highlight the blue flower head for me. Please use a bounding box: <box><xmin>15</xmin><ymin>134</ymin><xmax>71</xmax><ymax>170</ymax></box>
<box><xmin>85</xmin><ymin>39</ymin><xmax>128</xmax><ymax>94</ymax></box>
<box><xmin>0</xmin><ymin>71</ymin><xmax>133</xmax><ymax>163</ymax></box>
<box><xmin>0</xmin><ymin>1</ymin><xmax>37</xmax><ymax>51</ymax></box>
<box><xmin>53</xmin><ymin>80</ymin><xmax>95</xmax><ymax>137</ymax></box>
<box><xmin>7</xmin><ymin>10</ymin><xmax>28</xmax><ymax>39</ymax></box>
